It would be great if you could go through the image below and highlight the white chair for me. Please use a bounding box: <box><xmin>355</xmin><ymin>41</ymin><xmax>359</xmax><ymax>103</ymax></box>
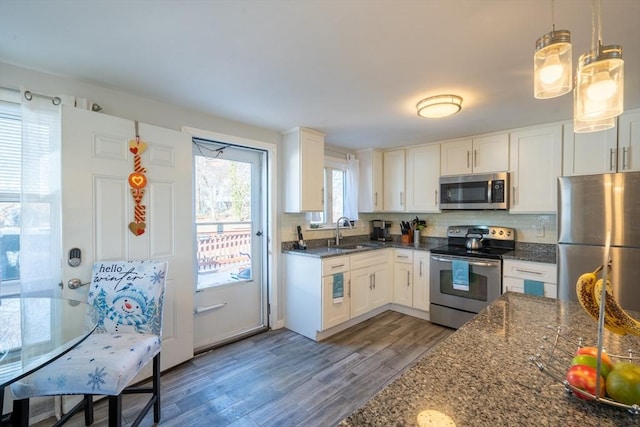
<box><xmin>11</xmin><ymin>260</ymin><xmax>168</xmax><ymax>427</ymax></box>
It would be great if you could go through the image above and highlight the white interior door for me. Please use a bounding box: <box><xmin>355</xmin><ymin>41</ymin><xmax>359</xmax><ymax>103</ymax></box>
<box><xmin>60</xmin><ymin>106</ymin><xmax>194</xmax><ymax>371</ymax></box>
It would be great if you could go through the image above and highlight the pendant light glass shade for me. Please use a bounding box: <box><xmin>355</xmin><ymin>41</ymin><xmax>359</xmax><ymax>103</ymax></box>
<box><xmin>534</xmin><ymin>29</ymin><xmax>572</xmax><ymax>99</ymax></box>
<box><xmin>575</xmin><ymin>44</ymin><xmax>624</xmax><ymax>122</ymax></box>
<box><xmin>573</xmin><ymin>87</ymin><xmax>615</xmax><ymax>133</ymax></box>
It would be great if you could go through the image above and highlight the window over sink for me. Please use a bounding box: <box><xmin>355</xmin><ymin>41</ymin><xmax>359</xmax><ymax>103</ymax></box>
<box><xmin>307</xmin><ymin>156</ymin><xmax>358</xmax><ymax>228</ymax></box>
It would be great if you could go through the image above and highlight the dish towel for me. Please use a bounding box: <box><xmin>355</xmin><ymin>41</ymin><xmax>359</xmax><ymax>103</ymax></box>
<box><xmin>524</xmin><ymin>279</ymin><xmax>545</xmax><ymax>297</ymax></box>
<box><xmin>333</xmin><ymin>272</ymin><xmax>344</xmax><ymax>303</ymax></box>
<box><xmin>452</xmin><ymin>260</ymin><xmax>470</xmax><ymax>291</ymax></box>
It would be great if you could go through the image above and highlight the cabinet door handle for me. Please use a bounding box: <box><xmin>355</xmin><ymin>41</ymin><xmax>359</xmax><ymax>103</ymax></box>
<box><xmin>348</xmin><ymin>279</ymin><xmax>351</xmax><ymax>297</ymax></box>
<box><xmin>407</xmin><ymin>270</ymin><xmax>410</xmax><ymax>286</ymax></box>
<box><xmin>623</xmin><ymin>147</ymin><xmax>629</xmax><ymax>170</ymax></box>
<box><xmin>610</xmin><ymin>148</ymin><xmax>616</xmax><ymax>171</ymax></box>
<box><xmin>321</xmin><ymin>187</ymin><xmax>325</xmax><ymax>205</ymax></box>
<box><xmin>512</xmin><ymin>186</ymin><xmax>517</xmax><ymax>205</ymax></box>
<box><xmin>515</xmin><ymin>268</ymin><xmax>543</xmax><ymax>275</ymax></box>
<box><xmin>474</xmin><ymin>149</ymin><xmax>478</xmax><ymax>168</ymax></box>
<box><xmin>373</xmin><ymin>272</ymin><xmax>376</xmax><ymax>289</ymax></box>
<box><xmin>369</xmin><ymin>273</ymin><xmax>373</xmax><ymax>290</ymax></box>
<box><xmin>374</xmin><ymin>191</ymin><xmax>378</xmax><ymax>207</ymax></box>
<box><xmin>397</xmin><ymin>255</ymin><xmax>409</xmax><ymax>259</ymax></box>
<box><xmin>435</xmin><ymin>190</ymin><xmax>438</xmax><ymax>206</ymax></box>
<box><xmin>400</xmin><ymin>192</ymin><xmax>404</xmax><ymax>206</ymax></box>
<box><xmin>331</xmin><ymin>264</ymin><xmax>345</xmax><ymax>269</ymax></box>
<box><xmin>420</xmin><ymin>259</ymin><xmax>423</xmax><ymax>277</ymax></box>
<box><xmin>466</xmin><ymin>150</ymin><xmax>470</xmax><ymax>169</ymax></box>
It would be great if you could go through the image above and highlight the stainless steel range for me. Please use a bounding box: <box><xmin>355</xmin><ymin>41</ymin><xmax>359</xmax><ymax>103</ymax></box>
<box><xmin>429</xmin><ymin>225</ymin><xmax>515</xmax><ymax>329</ymax></box>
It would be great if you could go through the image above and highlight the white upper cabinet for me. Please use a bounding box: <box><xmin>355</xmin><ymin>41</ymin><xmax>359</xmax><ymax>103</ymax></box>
<box><xmin>405</xmin><ymin>144</ymin><xmax>440</xmax><ymax>212</ymax></box>
<box><xmin>357</xmin><ymin>148</ymin><xmax>384</xmax><ymax>212</ymax></box>
<box><xmin>509</xmin><ymin>124</ymin><xmax>562</xmax><ymax>213</ymax></box>
<box><xmin>440</xmin><ymin>133</ymin><xmax>509</xmax><ymax>176</ymax></box>
<box><xmin>563</xmin><ymin>124</ymin><xmax>617</xmax><ymax>176</ymax></box>
<box><xmin>563</xmin><ymin>109</ymin><xmax>640</xmax><ymax>175</ymax></box>
<box><xmin>383</xmin><ymin>149</ymin><xmax>406</xmax><ymax>212</ymax></box>
<box><xmin>617</xmin><ymin>109</ymin><xmax>640</xmax><ymax>173</ymax></box>
<box><xmin>282</xmin><ymin>127</ymin><xmax>325</xmax><ymax>212</ymax></box>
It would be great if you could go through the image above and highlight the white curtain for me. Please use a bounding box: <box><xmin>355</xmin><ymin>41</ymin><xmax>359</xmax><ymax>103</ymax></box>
<box><xmin>19</xmin><ymin>90</ymin><xmax>62</xmax><ymax>297</ymax></box>
<box><xmin>344</xmin><ymin>154</ymin><xmax>359</xmax><ymax>221</ymax></box>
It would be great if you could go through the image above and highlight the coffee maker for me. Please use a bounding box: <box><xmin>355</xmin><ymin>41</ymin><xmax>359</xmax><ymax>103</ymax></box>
<box><xmin>370</xmin><ymin>220</ymin><xmax>392</xmax><ymax>241</ymax></box>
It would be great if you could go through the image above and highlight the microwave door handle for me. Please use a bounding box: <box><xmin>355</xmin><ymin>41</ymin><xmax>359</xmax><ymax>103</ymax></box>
<box><xmin>487</xmin><ymin>179</ymin><xmax>492</xmax><ymax>203</ymax></box>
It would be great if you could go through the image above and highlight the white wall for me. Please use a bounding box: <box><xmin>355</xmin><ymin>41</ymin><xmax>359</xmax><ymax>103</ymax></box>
<box><xmin>0</xmin><ymin>62</ymin><xmax>281</xmax><ymax>144</ymax></box>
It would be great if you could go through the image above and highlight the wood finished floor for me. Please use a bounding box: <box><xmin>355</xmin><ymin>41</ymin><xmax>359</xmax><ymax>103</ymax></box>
<box><xmin>32</xmin><ymin>311</ymin><xmax>453</xmax><ymax>427</ymax></box>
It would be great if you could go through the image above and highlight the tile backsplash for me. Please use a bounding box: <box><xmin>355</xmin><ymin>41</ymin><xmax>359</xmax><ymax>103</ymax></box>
<box><xmin>281</xmin><ymin>211</ymin><xmax>556</xmax><ymax>244</ymax></box>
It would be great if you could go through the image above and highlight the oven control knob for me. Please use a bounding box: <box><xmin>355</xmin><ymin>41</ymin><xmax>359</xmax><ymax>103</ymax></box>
<box><xmin>498</xmin><ymin>230</ymin><xmax>504</xmax><ymax>235</ymax></box>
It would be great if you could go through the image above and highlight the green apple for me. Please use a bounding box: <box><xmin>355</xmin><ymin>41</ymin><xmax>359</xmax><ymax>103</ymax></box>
<box><xmin>606</xmin><ymin>362</ymin><xmax>640</xmax><ymax>405</ymax></box>
<box><xmin>571</xmin><ymin>354</ymin><xmax>612</xmax><ymax>378</ymax></box>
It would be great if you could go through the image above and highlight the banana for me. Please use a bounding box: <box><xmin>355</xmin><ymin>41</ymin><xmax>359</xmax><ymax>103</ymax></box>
<box><xmin>593</xmin><ymin>278</ymin><xmax>640</xmax><ymax>337</ymax></box>
<box><xmin>575</xmin><ymin>267</ymin><xmax>605</xmax><ymax>320</ymax></box>
<box><xmin>575</xmin><ymin>266</ymin><xmax>629</xmax><ymax>335</ymax></box>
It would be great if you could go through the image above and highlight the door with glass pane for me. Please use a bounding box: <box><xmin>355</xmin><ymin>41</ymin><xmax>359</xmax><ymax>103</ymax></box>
<box><xmin>193</xmin><ymin>140</ymin><xmax>267</xmax><ymax>351</ymax></box>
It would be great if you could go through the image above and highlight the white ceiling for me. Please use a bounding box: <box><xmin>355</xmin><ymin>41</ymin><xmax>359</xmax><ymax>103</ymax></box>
<box><xmin>1</xmin><ymin>0</ymin><xmax>638</xmax><ymax>150</ymax></box>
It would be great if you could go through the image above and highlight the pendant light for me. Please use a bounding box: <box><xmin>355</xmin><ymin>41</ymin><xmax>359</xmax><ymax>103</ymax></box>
<box><xmin>575</xmin><ymin>0</ymin><xmax>624</xmax><ymax>124</ymax></box>
<box><xmin>534</xmin><ymin>0</ymin><xmax>572</xmax><ymax>99</ymax></box>
<box><xmin>573</xmin><ymin>85</ymin><xmax>615</xmax><ymax>133</ymax></box>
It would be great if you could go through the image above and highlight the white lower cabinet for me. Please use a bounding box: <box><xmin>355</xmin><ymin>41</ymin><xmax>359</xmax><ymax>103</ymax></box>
<box><xmin>351</xmin><ymin>250</ymin><xmax>392</xmax><ymax>318</ymax></box>
<box><xmin>412</xmin><ymin>251</ymin><xmax>430</xmax><ymax>311</ymax></box>
<box><xmin>393</xmin><ymin>249</ymin><xmax>430</xmax><ymax>312</ymax></box>
<box><xmin>393</xmin><ymin>249</ymin><xmax>413</xmax><ymax>306</ymax></box>
<box><xmin>502</xmin><ymin>259</ymin><xmax>557</xmax><ymax>299</ymax></box>
<box><xmin>285</xmin><ymin>250</ymin><xmax>392</xmax><ymax>341</ymax></box>
<box><xmin>321</xmin><ymin>261</ymin><xmax>351</xmax><ymax>330</ymax></box>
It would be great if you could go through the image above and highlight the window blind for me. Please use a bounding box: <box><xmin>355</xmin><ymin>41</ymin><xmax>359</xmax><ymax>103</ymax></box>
<box><xmin>0</xmin><ymin>100</ymin><xmax>21</xmax><ymax>200</ymax></box>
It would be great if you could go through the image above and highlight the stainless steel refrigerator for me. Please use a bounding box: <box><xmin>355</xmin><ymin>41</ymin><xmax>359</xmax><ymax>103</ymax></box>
<box><xmin>558</xmin><ymin>172</ymin><xmax>640</xmax><ymax>312</ymax></box>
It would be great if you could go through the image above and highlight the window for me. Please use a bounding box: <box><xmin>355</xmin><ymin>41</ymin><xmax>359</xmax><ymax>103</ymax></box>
<box><xmin>0</xmin><ymin>100</ymin><xmax>22</xmax><ymax>291</ymax></box>
<box><xmin>309</xmin><ymin>160</ymin><xmax>347</xmax><ymax>227</ymax></box>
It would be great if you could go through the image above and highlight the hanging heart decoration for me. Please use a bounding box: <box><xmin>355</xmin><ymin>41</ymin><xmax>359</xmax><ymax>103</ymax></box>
<box><xmin>128</xmin><ymin>120</ymin><xmax>147</xmax><ymax>236</ymax></box>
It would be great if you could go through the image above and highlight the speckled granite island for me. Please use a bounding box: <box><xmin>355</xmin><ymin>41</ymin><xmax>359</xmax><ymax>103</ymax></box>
<box><xmin>340</xmin><ymin>292</ymin><xmax>640</xmax><ymax>426</ymax></box>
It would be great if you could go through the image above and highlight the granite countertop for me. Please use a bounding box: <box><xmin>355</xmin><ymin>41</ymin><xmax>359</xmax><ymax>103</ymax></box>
<box><xmin>340</xmin><ymin>292</ymin><xmax>640</xmax><ymax>426</ymax></box>
<box><xmin>283</xmin><ymin>241</ymin><xmax>444</xmax><ymax>258</ymax></box>
<box><xmin>283</xmin><ymin>239</ymin><xmax>557</xmax><ymax>264</ymax></box>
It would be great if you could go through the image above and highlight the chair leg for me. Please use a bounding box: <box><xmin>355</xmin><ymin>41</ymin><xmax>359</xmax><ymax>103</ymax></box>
<box><xmin>107</xmin><ymin>395</ymin><xmax>122</xmax><ymax>427</ymax></box>
<box><xmin>84</xmin><ymin>394</ymin><xmax>94</xmax><ymax>426</ymax></box>
<box><xmin>153</xmin><ymin>353</ymin><xmax>161</xmax><ymax>422</ymax></box>
<box><xmin>11</xmin><ymin>399</ymin><xmax>29</xmax><ymax>427</ymax></box>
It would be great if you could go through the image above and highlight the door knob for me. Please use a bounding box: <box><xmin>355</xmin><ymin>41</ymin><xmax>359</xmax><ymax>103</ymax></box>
<box><xmin>68</xmin><ymin>278</ymin><xmax>90</xmax><ymax>289</ymax></box>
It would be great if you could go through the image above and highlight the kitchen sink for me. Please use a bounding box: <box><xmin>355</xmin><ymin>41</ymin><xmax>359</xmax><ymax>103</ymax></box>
<box><xmin>334</xmin><ymin>242</ymin><xmax>383</xmax><ymax>251</ymax></box>
<box><xmin>301</xmin><ymin>242</ymin><xmax>384</xmax><ymax>256</ymax></box>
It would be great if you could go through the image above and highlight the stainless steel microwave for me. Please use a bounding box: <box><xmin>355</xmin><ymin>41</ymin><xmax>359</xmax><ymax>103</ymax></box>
<box><xmin>439</xmin><ymin>172</ymin><xmax>509</xmax><ymax>210</ymax></box>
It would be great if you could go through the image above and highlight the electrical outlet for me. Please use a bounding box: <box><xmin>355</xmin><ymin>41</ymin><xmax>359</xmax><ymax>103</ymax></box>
<box><xmin>534</xmin><ymin>224</ymin><xmax>545</xmax><ymax>237</ymax></box>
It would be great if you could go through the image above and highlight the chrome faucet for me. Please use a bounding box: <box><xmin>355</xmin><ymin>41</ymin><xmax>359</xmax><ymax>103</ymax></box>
<box><xmin>335</xmin><ymin>216</ymin><xmax>352</xmax><ymax>246</ymax></box>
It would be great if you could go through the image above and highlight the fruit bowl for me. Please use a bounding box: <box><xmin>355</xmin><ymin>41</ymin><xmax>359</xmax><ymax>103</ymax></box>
<box><xmin>530</xmin><ymin>325</ymin><xmax>640</xmax><ymax>415</ymax></box>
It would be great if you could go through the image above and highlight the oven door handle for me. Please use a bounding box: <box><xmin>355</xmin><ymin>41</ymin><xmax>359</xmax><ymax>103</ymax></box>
<box><xmin>430</xmin><ymin>255</ymin><xmax>500</xmax><ymax>268</ymax></box>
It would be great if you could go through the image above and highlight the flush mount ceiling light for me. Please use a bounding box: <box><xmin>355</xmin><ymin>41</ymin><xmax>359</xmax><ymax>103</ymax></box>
<box><xmin>574</xmin><ymin>0</ymin><xmax>624</xmax><ymax>126</ymax></box>
<box><xmin>534</xmin><ymin>1</ymin><xmax>572</xmax><ymax>99</ymax></box>
<box><xmin>416</xmin><ymin>95</ymin><xmax>462</xmax><ymax>119</ymax></box>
